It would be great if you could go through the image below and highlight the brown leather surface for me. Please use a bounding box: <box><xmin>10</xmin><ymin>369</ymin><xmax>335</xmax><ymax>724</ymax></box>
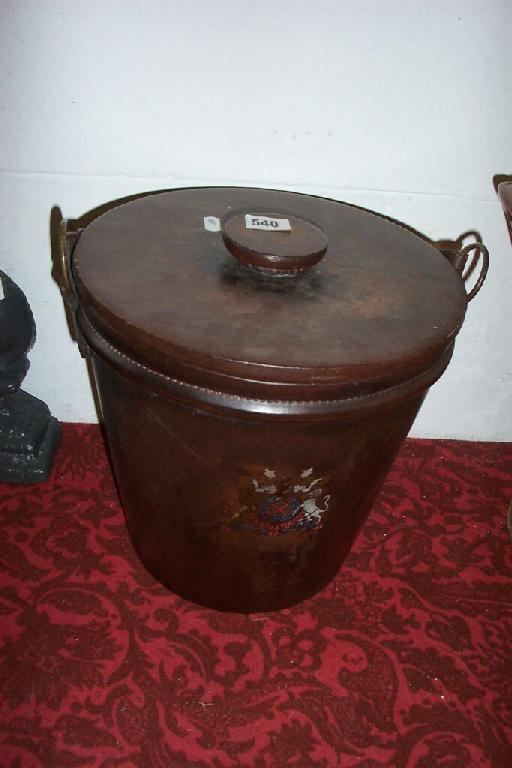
<box><xmin>91</xmin><ymin>351</ymin><xmax>427</xmax><ymax>611</ymax></box>
<box><xmin>73</xmin><ymin>187</ymin><xmax>467</xmax><ymax>388</ymax></box>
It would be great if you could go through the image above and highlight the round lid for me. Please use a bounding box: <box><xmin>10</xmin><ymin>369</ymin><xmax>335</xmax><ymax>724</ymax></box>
<box><xmin>73</xmin><ymin>187</ymin><xmax>467</xmax><ymax>393</ymax></box>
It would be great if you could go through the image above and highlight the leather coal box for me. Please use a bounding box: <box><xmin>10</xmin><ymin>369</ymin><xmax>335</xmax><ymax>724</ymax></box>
<box><xmin>58</xmin><ymin>187</ymin><xmax>488</xmax><ymax>612</ymax></box>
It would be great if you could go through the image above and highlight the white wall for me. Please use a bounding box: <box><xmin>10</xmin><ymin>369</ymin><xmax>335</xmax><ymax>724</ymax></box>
<box><xmin>1</xmin><ymin>0</ymin><xmax>511</xmax><ymax>439</ymax></box>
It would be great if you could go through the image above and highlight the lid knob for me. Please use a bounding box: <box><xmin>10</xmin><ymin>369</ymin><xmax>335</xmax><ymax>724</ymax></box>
<box><xmin>222</xmin><ymin>210</ymin><xmax>328</xmax><ymax>276</ymax></box>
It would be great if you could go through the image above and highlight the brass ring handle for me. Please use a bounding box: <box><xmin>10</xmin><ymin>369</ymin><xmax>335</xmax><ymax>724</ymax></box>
<box><xmin>454</xmin><ymin>242</ymin><xmax>489</xmax><ymax>302</ymax></box>
<box><xmin>57</xmin><ymin>217</ymin><xmax>88</xmax><ymax>357</ymax></box>
<box><xmin>58</xmin><ymin>218</ymin><xmax>74</xmax><ymax>298</ymax></box>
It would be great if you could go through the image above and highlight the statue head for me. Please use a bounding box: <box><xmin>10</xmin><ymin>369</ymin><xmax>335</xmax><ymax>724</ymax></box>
<box><xmin>0</xmin><ymin>271</ymin><xmax>36</xmax><ymax>395</ymax></box>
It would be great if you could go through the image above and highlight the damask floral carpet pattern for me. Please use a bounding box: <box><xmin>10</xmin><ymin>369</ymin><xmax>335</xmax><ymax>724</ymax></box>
<box><xmin>0</xmin><ymin>424</ymin><xmax>511</xmax><ymax>768</ymax></box>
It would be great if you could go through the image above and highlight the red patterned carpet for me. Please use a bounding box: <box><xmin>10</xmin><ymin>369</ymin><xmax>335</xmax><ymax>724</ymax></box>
<box><xmin>0</xmin><ymin>424</ymin><xmax>511</xmax><ymax>768</ymax></box>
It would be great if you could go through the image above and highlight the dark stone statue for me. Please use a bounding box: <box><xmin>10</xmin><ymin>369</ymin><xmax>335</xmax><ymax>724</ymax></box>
<box><xmin>0</xmin><ymin>270</ymin><xmax>60</xmax><ymax>483</ymax></box>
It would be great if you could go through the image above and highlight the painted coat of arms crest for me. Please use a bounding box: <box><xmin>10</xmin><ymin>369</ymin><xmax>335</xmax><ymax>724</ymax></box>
<box><xmin>230</xmin><ymin>467</ymin><xmax>331</xmax><ymax>537</ymax></box>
